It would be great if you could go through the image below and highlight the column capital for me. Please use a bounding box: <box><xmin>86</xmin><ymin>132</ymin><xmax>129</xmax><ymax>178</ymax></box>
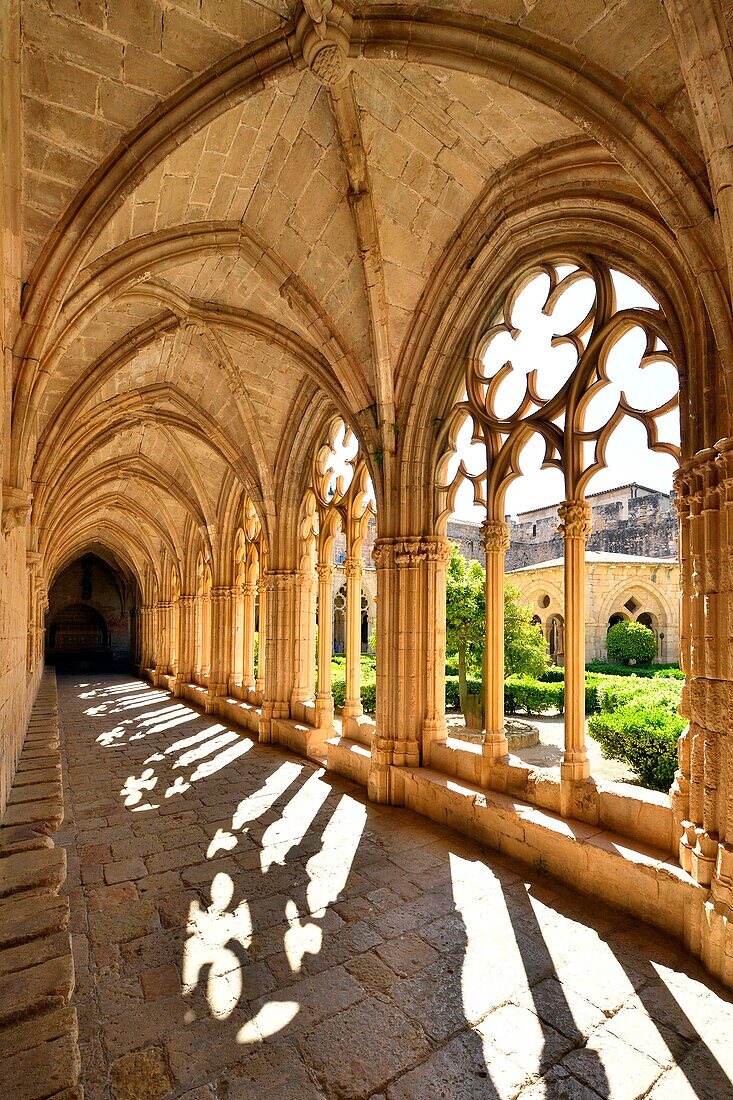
<box><xmin>557</xmin><ymin>499</ymin><xmax>591</xmax><ymax>540</ymax></box>
<box><xmin>242</xmin><ymin>582</ymin><xmax>258</xmax><ymax>597</ymax></box>
<box><xmin>178</xmin><ymin>594</ymin><xmax>196</xmax><ymax>606</ymax></box>
<box><xmin>316</xmin><ymin>562</ymin><xmax>334</xmax><ymax>580</ymax></box>
<box><xmin>210</xmin><ymin>586</ymin><xmax>233</xmax><ymax>603</ymax></box>
<box><xmin>480</xmin><ymin>519</ymin><xmax>510</xmax><ymax>554</ymax></box>
<box><xmin>343</xmin><ymin>555</ymin><xmax>362</xmax><ymax>578</ymax></box>
<box><xmin>261</xmin><ymin>570</ymin><xmax>298</xmax><ymax>593</ymax></box>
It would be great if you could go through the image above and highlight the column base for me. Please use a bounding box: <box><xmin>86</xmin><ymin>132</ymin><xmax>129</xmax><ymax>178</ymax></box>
<box><xmin>560</xmin><ymin>774</ymin><xmax>598</xmax><ymax>821</ymax></box>
<box><xmin>314</xmin><ymin>693</ymin><xmax>334</xmax><ymax>730</ymax></box>
<box><xmin>342</xmin><ymin>701</ymin><xmax>363</xmax><ymax>720</ymax></box>
<box><xmin>691</xmin><ymin>826</ymin><xmax>718</xmax><ymax>886</ymax></box>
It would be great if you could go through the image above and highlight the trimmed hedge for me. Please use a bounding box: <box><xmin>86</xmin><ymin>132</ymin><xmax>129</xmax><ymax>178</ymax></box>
<box><xmin>585</xmin><ymin>661</ymin><xmax>682</xmax><ymax>679</ymax></box>
<box><xmin>331</xmin><ymin>674</ymin><xmax>377</xmax><ymax>714</ymax></box>
<box><xmin>606</xmin><ymin>619</ymin><xmax>657</xmax><ymax>666</ymax></box>
<box><xmin>589</xmin><ymin>705</ymin><xmax>685</xmax><ymax>791</ymax></box>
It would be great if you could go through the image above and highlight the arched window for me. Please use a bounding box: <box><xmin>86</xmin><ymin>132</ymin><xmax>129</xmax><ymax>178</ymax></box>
<box><xmin>297</xmin><ymin>417</ymin><xmax>375</xmax><ymax>728</ymax></box>
<box><xmin>438</xmin><ymin>255</ymin><xmax>680</xmax><ymax>787</ymax></box>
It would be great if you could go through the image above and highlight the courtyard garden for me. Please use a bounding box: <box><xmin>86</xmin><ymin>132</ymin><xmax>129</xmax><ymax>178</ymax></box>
<box><xmin>330</xmin><ymin>547</ymin><xmax>686</xmax><ymax>793</ymax></box>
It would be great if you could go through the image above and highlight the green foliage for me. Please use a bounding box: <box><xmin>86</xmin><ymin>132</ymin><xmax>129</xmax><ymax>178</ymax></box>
<box><xmin>589</xmin><ymin>705</ymin><xmax>685</xmax><ymax>791</ymax></box>
<box><xmin>330</xmin><ymin>669</ymin><xmax>377</xmax><ymax>714</ymax></box>
<box><xmin>504</xmin><ymin>582</ymin><xmax>550</xmax><ymax>679</ymax></box>
<box><xmin>585</xmin><ymin>661</ymin><xmax>681</xmax><ymax>679</ymax></box>
<box><xmin>596</xmin><ymin>675</ymin><xmax>682</xmax><ymax>715</ymax></box>
<box><xmin>538</xmin><ymin>668</ymin><xmax>565</xmax><ymax>683</ymax></box>
<box><xmin>445</xmin><ymin>546</ymin><xmax>486</xmax><ymax>675</ymax></box>
<box><xmin>504</xmin><ymin>674</ymin><xmax>564</xmax><ymax>715</ymax></box>
<box><xmin>606</xmin><ymin>620</ymin><xmax>657</xmax><ymax>666</ymax></box>
<box><xmin>253</xmin><ymin>632</ymin><xmax>259</xmax><ymax>677</ymax></box>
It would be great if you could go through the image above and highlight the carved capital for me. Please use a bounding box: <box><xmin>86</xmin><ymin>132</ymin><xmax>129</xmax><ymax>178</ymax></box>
<box><xmin>2</xmin><ymin>484</ymin><xmax>32</xmax><ymax>536</ymax></box>
<box><xmin>343</xmin><ymin>555</ymin><xmax>362</xmax><ymax>579</ymax></box>
<box><xmin>557</xmin><ymin>500</ymin><xmax>591</xmax><ymax>541</ymax></box>
<box><xmin>316</xmin><ymin>562</ymin><xmax>334</xmax><ymax>581</ymax></box>
<box><xmin>242</xmin><ymin>582</ymin><xmax>258</xmax><ymax>598</ymax></box>
<box><xmin>480</xmin><ymin>520</ymin><xmax>510</xmax><ymax>554</ymax></box>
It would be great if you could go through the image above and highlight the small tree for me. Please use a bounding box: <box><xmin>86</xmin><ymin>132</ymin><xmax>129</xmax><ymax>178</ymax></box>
<box><xmin>606</xmin><ymin>619</ymin><xmax>656</xmax><ymax>666</ymax></box>
<box><xmin>445</xmin><ymin>547</ymin><xmax>550</xmax><ymax>723</ymax></box>
<box><xmin>445</xmin><ymin>547</ymin><xmax>485</xmax><ymax>719</ymax></box>
<box><xmin>504</xmin><ymin>583</ymin><xmax>550</xmax><ymax>679</ymax></box>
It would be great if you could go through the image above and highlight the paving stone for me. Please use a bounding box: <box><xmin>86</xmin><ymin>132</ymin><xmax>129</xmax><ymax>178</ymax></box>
<box><xmin>220</xmin><ymin>1042</ymin><xmax>325</xmax><ymax>1099</ymax></box>
<box><xmin>104</xmin><ymin>857</ymin><xmax>149</xmax><ymax>884</ymax></box>
<box><xmin>109</xmin><ymin>1046</ymin><xmax>173</xmax><ymax>1100</ymax></box>
<box><xmin>88</xmin><ymin>899</ymin><xmax>159</xmax><ymax>945</ymax></box>
<box><xmin>299</xmin><ymin>995</ymin><xmax>431</xmax><ymax>1097</ymax></box>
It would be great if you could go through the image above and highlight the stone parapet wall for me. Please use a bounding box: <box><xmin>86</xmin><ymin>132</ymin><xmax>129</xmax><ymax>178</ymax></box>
<box><xmin>0</xmin><ymin>670</ymin><xmax>82</xmax><ymax>1100</ymax></box>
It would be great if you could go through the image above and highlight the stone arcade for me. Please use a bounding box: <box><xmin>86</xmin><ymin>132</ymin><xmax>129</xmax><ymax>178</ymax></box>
<box><xmin>4</xmin><ymin>1</ymin><xmax>733</xmax><ymax>1098</ymax></box>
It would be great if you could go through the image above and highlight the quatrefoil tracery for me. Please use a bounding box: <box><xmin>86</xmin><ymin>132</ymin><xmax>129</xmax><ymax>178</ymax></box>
<box><xmin>438</xmin><ymin>256</ymin><xmax>681</xmax><ymax>525</ymax></box>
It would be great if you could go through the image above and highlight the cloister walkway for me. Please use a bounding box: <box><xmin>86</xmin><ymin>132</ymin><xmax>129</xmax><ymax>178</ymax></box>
<box><xmin>56</xmin><ymin>674</ymin><xmax>733</xmax><ymax>1100</ymax></box>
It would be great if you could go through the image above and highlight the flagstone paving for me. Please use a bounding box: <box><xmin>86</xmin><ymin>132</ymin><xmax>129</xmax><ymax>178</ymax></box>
<box><xmin>57</xmin><ymin>673</ymin><xmax>733</xmax><ymax>1100</ymax></box>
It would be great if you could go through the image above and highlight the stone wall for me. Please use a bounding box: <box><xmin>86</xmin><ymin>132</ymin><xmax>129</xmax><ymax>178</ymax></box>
<box><xmin>447</xmin><ymin>486</ymin><xmax>679</xmax><ymax>571</ymax></box>
<box><xmin>0</xmin><ymin>528</ymin><xmax>35</xmax><ymax>818</ymax></box>
<box><xmin>508</xmin><ymin>556</ymin><xmax>680</xmax><ymax>665</ymax></box>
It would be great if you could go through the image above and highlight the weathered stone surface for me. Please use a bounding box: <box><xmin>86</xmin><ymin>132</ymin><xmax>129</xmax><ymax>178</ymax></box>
<box><xmin>1</xmin><ymin>1004</ymin><xmax>77</xmax><ymax>1056</ymax></box>
<box><xmin>0</xmin><ymin>1033</ymin><xmax>81</xmax><ymax>1100</ymax></box>
<box><xmin>8</xmin><ymin>780</ymin><xmax>63</xmax><ymax>806</ymax></box>
<box><xmin>109</xmin><ymin>1046</ymin><xmax>173</xmax><ymax>1100</ymax></box>
<box><xmin>0</xmin><ymin>891</ymin><xmax>70</xmax><ymax>948</ymax></box>
<box><xmin>0</xmin><ymin>845</ymin><xmax>66</xmax><ymax>898</ymax></box>
<box><xmin>2</xmin><ymin>798</ymin><xmax>64</xmax><ymax>830</ymax></box>
<box><xmin>0</xmin><ymin>952</ymin><xmax>74</xmax><ymax>1026</ymax></box>
<box><xmin>0</xmin><ymin>929</ymin><xmax>70</xmax><ymax>977</ymax></box>
<box><xmin>89</xmin><ymin>899</ymin><xmax>160</xmax><ymax>945</ymax></box>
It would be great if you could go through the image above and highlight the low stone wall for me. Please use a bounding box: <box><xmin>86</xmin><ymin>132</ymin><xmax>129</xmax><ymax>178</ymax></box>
<box><xmin>0</xmin><ymin>670</ymin><xmax>82</xmax><ymax>1100</ymax></box>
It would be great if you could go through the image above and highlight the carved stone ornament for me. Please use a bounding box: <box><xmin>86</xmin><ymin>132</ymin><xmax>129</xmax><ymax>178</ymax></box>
<box><xmin>373</xmin><ymin>537</ymin><xmax>451</xmax><ymax>568</ymax></box>
<box><xmin>480</xmin><ymin>520</ymin><xmax>510</xmax><ymax>554</ymax></box>
<box><xmin>2</xmin><ymin>484</ymin><xmax>32</xmax><ymax>536</ymax></box>
<box><xmin>297</xmin><ymin>2</ymin><xmax>352</xmax><ymax>87</ymax></box>
<box><xmin>343</xmin><ymin>556</ymin><xmax>362</xmax><ymax>578</ymax></box>
<box><xmin>557</xmin><ymin>500</ymin><xmax>592</xmax><ymax>540</ymax></box>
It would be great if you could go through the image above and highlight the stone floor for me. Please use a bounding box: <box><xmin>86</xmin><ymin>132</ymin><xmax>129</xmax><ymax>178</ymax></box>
<box><xmin>56</xmin><ymin>673</ymin><xmax>733</xmax><ymax>1100</ymax></box>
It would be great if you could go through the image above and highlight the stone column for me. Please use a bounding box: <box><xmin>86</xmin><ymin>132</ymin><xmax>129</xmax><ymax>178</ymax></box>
<box><xmin>242</xmin><ymin>582</ymin><xmax>257</xmax><ymax>691</ymax></box>
<box><xmin>230</xmin><ymin>585</ymin><xmax>244</xmax><ymax>691</ymax></box>
<box><xmin>343</xmin><ymin>555</ymin><xmax>363</xmax><ymax>719</ymax></box>
<box><xmin>260</xmin><ymin>570</ymin><xmax>298</xmax><ymax>741</ymax></box>
<box><xmin>481</xmin><ymin>520</ymin><xmax>510</xmax><ymax>774</ymax></box>
<box><xmin>558</xmin><ymin>500</ymin><xmax>592</xmax><ymax>813</ymax></box>
<box><xmin>173</xmin><ymin>595</ymin><xmax>196</xmax><ymax>696</ymax></box>
<box><xmin>154</xmin><ymin>601</ymin><xmax>168</xmax><ymax>686</ymax></box>
<box><xmin>420</xmin><ymin>537</ymin><xmax>451</xmax><ymax>758</ymax></box>
<box><xmin>139</xmin><ymin>606</ymin><xmax>152</xmax><ymax>671</ymax></box>
<box><xmin>256</xmin><ymin>576</ymin><xmax>267</xmax><ymax>697</ymax></box>
<box><xmin>290</xmin><ymin>569</ymin><xmax>316</xmax><ymax>706</ymax></box>
<box><xmin>315</xmin><ymin>561</ymin><xmax>335</xmax><ymax>729</ymax></box>
<box><xmin>370</xmin><ymin>536</ymin><xmax>450</xmax><ymax>803</ymax></box>
<box><xmin>206</xmin><ymin>587</ymin><xmax>232</xmax><ymax>712</ymax></box>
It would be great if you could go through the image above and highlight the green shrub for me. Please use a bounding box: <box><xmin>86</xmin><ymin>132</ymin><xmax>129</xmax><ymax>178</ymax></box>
<box><xmin>331</xmin><ymin>672</ymin><xmax>376</xmax><ymax>714</ymax></box>
<box><xmin>505</xmin><ymin>674</ymin><xmax>564</xmax><ymax>714</ymax></box>
<box><xmin>596</xmin><ymin>675</ymin><xmax>682</xmax><ymax>715</ymax></box>
<box><xmin>606</xmin><ymin>620</ymin><xmax>657</xmax><ymax>666</ymax></box>
<box><xmin>589</xmin><ymin>705</ymin><xmax>685</xmax><ymax>791</ymax></box>
<box><xmin>538</xmin><ymin>668</ymin><xmax>565</xmax><ymax>683</ymax></box>
<box><xmin>585</xmin><ymin>661</ymin><xmax>681</xmax><ymax>679</ymax></box>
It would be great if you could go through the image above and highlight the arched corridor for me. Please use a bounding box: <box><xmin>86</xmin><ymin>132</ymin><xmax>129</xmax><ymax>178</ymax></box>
<box><xmin>4</xmin><ymin>0</ymin><xmax>733</xmax><ymax>1094</ymax></box>
<box><xmin>55</xmin><ymin>672</ymin><xmax>733</xmax><ymax>1099</ymax></box>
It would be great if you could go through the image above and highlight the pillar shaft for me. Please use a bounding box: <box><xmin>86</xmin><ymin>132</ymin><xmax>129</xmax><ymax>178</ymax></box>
<box><xmin>242</xmin><ymin>582</ymin><xmax>257</xmax><ymax>690</ymax></box>
<box><xmin>315</xmin><ymin>561</ymin><xmax>334</xmax><ymax>728</ymax></box>
<box><xmin>343</xmin><ymin>555</ymin><xmax>363</xmax><ymax>719</ymax></box>
<box><xmin>256</xmin><ymin>577</ymin><xmax>266</xmax><ymax>696</ymax></box>
<box><xmin>481</xmin><ymin>520</ymin><xmax>510</xmax><ymax>763</ymax></box>
<box><xmin>559</xmin><ymin>500</ymin><xmax>591</xmax><ymax>795</ymax></box>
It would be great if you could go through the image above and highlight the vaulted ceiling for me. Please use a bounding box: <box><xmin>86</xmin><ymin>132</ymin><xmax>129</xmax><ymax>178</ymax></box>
<box><xmin>11</xmin><ymin>0</ymin><xmax>727</xmax><ymax>589</ymax></box>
